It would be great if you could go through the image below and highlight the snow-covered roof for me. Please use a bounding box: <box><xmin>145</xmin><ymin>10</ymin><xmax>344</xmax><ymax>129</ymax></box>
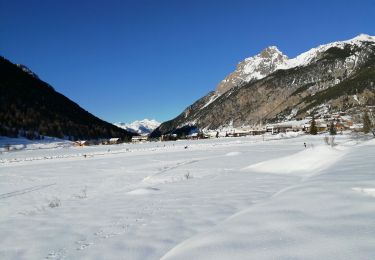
<box><xmin>132</xmin><ymin>136</ymin><xmax>148</xmax><ymax>139</ymax></box>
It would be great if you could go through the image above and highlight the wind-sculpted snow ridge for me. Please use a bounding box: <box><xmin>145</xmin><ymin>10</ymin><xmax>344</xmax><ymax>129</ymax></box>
<box><xmin>161</xmin><ymin>139</ymin><xmax>375</xmax><ymax>260</ymax></box>
<box><xmin>244</xmin><ymin>144</ymin><xmax>348</xmax><ymax>177</ymax></box>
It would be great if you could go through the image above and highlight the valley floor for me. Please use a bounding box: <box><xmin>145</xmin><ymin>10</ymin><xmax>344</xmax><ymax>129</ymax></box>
<box><xmin>0</xmin><ymin>134</ymin><xmax>374</xmax><ymax>259</ymax></box>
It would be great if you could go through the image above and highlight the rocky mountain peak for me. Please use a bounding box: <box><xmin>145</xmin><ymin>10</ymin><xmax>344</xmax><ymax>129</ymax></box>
<box><xmin>216</xmin><ymin>45</ymin><xmax>288</xmax><ymax>94</ymax></box>
<box><xmin>259</xmin><ymin>46</ymin><xmax>284</xmax><ymax>58</ymax></box>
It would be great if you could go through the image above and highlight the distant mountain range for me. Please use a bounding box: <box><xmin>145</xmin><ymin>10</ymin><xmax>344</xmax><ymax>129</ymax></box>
<box><xmin>152</xmin><ymin>34</ymin><xmax>375</xmax><ymax>137</ymax></box>
<box><xmin>114</xmin><ymin>119</ymin><xmax>160</xmax><ymax>135</ymax></box>
<box><xmin>0</xmin><ymin>56</ymin><xmax>135</xmax><ymax>140</ymax></box>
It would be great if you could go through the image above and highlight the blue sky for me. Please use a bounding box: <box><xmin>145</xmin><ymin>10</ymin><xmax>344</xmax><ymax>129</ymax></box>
<box><xmin>1</xmin><ymin>0</ymin><xmax>374</xmax><ymax>123</ymax></box>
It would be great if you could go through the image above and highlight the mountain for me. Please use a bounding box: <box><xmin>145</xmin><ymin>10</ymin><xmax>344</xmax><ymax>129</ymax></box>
<box><xmin>0</xmin><ymin>56</ymin><xmax>135</xmax><ymax>141</ymax></box>
<box><xmin>216</xmin><ymin>46</ymin><xmax>289</xmax><ymax>94</ymax></box>
<box><xmin>152</xmin><ymin>34</ymin><xmax>375</xmax><ymax>137</ymax></box>
<box><xmin>114</xmin><ymin>119</ymin><xmax>160</xmax><ymax>135</ymax></box>
<box><xmin>16</xmin><ymin>64</ymin><xmax>39</xmax><ymax>79</ymax></box>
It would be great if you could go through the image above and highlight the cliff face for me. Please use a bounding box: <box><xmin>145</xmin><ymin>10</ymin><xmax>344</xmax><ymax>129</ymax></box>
<box><xmin>216</xmin><ymin>46</ymin><xmax>289</xmax><ymax>94</ymax></box>
<box><xmin>153</xmin><ymin>35</ymin><xmax>375</xmax><ymax>137</ymax></box>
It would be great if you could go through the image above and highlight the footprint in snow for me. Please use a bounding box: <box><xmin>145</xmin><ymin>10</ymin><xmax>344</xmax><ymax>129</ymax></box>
<box><xmin>45</xmin><ymin>248</ymin><xmax>66</xmax><ymax>259</ymax></box>
<box><xmin>75</xmin><ymin>240</ymin><xmax>93</xmax><ymax>250</ymax></box>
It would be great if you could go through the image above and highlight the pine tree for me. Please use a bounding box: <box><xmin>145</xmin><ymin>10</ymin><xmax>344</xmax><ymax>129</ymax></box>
<box><xmin>329</xmin><ymin>121</ymin><xmax>337</xmax><ymax>135</ymax></box>
<box><xmin>309</xmin><ymin>116</ymin><xmax>318</xmax><ymax>135</ymax></box>
<box><xmin>363</xmin><ymin>110</ymin><xmax>372</xmax><ymax>134</ymax></box>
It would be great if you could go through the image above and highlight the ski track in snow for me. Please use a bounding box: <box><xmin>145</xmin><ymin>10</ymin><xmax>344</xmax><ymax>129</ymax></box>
<box><xmin>0</xmin><ymin>183</ymin><xmax>56</xmax><ymax>200</ymax></box>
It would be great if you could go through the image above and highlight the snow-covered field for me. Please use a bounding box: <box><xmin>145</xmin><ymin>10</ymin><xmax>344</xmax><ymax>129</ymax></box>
<box><xmin>1</xmin><ymin>134</ymin><xmax>375</xmax><ymax>259</ymax></box>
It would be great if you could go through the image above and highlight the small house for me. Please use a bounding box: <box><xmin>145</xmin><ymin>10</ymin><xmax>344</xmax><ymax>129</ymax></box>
<box><xmin>75</xmin><ymin>140</ymin><xmax>89</xmax><ymax>146</ymax></box>
<box><xmin>187</xmin><ymin>132</ymin><xmax>203</xmax><ymax>140</ymax></box>
<box><xmin>317</xmin><ymin>123</ymin><xmax>328</xmax><ymax>132</ymax></box>
<box><xmin>132</xmin><ymin>136</ymin><xmax>148</xmax><ymax>143</ymax></box>
<box><xmin>109</xmin><ymin>138</ymin><xmax>121</xmax><ymax>144</ymax></box>
<box><xmin>335</xmin><ymin>122</ymin><xmax>347</xmax><ymax>132</ymax></box>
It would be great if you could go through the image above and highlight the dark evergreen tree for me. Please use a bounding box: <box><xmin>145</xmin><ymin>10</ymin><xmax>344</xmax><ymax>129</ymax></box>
<box><xmin>363</xmin><ymin>110</ymin><xmax>372</xmax><ymax>134</ymax></box>
<box><xmin>329</xmin><ymin>121</ymin><xmax>337</xmax><ymax>135</ymax></box>
<box><xmin>309</xmin><ymin>116</ymin><xmax>318</xmax><ymax>135</ymax></box>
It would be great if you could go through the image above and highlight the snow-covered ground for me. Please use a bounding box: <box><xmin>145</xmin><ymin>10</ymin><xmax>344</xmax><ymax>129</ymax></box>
<box><xmin>1</xmin><ymin>133</ymin><xmax>374</xmax><ymax>259</ymax></box>
<box><xmin>0</xmin><ymin>136</ymin><xmax>72</xmax><ymax>153</ymax></box>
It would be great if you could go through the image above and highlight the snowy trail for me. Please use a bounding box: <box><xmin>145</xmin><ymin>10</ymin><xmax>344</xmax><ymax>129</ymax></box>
<box><xmin>244</xmin><ymin>144</ymin><xmax>349</xmax><ymax>177</ymax></box>
<box><xmin>0</xmin><ymin>183</ymin><xmax>56</xmax><ymax>200</ymax></box>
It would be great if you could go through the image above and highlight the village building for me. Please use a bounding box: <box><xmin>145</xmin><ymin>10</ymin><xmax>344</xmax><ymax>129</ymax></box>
<box><xmin>132</xmin><ymin>136</ymin><xmax>148</xmax><ymax>143</ymax></box>
<box><xmin>317</xmin><ymin>123</ymin><xmax>328</xmax><ymax>132</ymax></box>
<box><xmin>75</xmin><ymin>140</ymin><xmax>89</xmax><ymax>146</ymax></box>
<box><xmin>266</xmin><ymin>123</ymin><xmax>304</xmax><ymax>134</ymax></box>
<box><xmin>350</xmin><ymin>123</ymin><xmax>364</xmax><ymax>131</ymax></box>
<box><xmin>109</xmin><ymin>137</ymin><xmax>121</xmax><ymax>144</ymax></box>
<box><xmin>186</xmin><ymin>132</ymin><xmax>200</xmax><ymax>140</ymax></box>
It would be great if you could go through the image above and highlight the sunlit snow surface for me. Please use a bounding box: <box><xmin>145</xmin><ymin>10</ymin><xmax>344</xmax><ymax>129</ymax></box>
<box><xmin>1</xmin><ymin>134</ymin><xmax>375</xmax><ymax>259</ymax></box>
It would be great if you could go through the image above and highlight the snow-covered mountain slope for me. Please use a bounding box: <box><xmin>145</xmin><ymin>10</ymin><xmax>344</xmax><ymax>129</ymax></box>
<box><xmin>217</xmin><ymin>34</ymin><xmax>375</xmax><ymax>94</ymax></box>
<box><xmin>283</xmin><ymin>33</ymin><xmax>375</xmax><ymax>69</ymax></box>
<box><xmin>115</xmin><ymin>119</ymin><xmax>160</xmax><ymax>135</ymax></box>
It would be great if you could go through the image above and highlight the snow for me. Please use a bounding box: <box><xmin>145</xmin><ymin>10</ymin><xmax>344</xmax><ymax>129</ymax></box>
<box><xmin>267</xmin><ymin>131</ymin><xmax>305</xmax><ymax>140</ymax></box>
<box><xmin>225</xmin><ymin>151</ymin><xmax>241</xmax><ymax>156</ymax></box>
<box><xmin>162</xmin><ymin>138</ymin><xmax>375</xmax><ymax>260</ymax></box>
<box><xmin>352</xmin><ymin>187</ymin><xmax>375</xmax><ymax>197</ymax></box>
<box><xmin>114</xmin><ymin>119</ymin><xmax>160</xmax><ymax>135</ymax></box>
<box><xmin>16</xmin><ymin>64</ymin><xmax>39</xmax><ymax>79</ymax></box>
<box><xmin>270</xmin><ymin>119</ymin><xmax>310</xmax><ymax>127</ymax></box>
<box><xmin>1</xmin><ymin>134</ymin><xmax>375</xmax><ymax>259</ymax></box>
<box><xmin>242</xmin><ymin>46</ymin><xmax>289</xmax><ymax>80</ymax></box>
<box><xmin>244</xmin><ymin>144</ymin><xmax>347</xmax><ymax>177</ymax></box>
<box><xmin>216</xmin><ymin>34</ymin><xmax>375</xmax><ymax>95</ymax></box>
<box><xmin>0</xmin><ymin>136</ymin><xmax>72</xmax><ymax>152</ymax></box>
<box><xmin>127</xmin><ymin>187</ymin><xmax>160</xmax><ymax>195</ymax></box>
<box><xmin>279</xmin><ymin>34</ymin><xmax>375</xmax><ymax>70</ymax></box>
<box><xmin>353</xmin><ymin>94</ymin><xmax>361</xmax><ymax>104</ymax></box>
<box><xmin>201</xmin><ymin>93</ymin><xmax>220</xmax><ymax>109</ymax></box>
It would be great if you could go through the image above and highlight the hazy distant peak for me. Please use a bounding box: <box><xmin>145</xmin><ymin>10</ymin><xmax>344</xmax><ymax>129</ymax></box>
<box><xmin>115</xmin><ymin>119</ymin><xmax>161</xmax><ymax>135</ymax></box>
